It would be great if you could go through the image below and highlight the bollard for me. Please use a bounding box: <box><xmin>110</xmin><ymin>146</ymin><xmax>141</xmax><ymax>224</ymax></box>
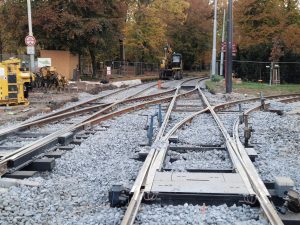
<box><xmin>147</xmin><ymin>104</ymin><xmax>164</xmax><ymax>146</ymax></box>
<box><xmin>260</xmin><ymin>92</ymin><xmax>266</xmax><ymax>111</ymax></box>
<box><xmin>158</xmin><ymin>104</ymin><xmax>162</xmax><ymax>127</ymax></box>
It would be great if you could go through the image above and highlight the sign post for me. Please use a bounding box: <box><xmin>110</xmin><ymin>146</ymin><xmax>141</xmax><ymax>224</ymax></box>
<box><xmin>26</xmin><ymin>0</ymin><xmax>35</xmax><ymax>72</ymax></box>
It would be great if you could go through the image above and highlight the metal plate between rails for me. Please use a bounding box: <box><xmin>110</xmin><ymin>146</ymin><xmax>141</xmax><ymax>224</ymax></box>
<box><xmin>150</xmin><ymin>172</ymin><xmax>250</xmax><ymax>195</ymax></box>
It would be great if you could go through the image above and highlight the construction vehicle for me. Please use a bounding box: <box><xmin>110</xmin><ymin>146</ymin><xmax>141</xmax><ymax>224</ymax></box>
<box><xmin>0</xmin><ymin>58</ymin><xmax>34</xmax><ymax>106</ymax></box>
<box><xmin>159</xmin><ymin>46</ymin><xmax>183</xmax><ymax>80</ymax></box>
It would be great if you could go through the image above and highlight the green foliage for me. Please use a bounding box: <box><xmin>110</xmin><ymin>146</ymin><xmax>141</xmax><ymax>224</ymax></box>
<box><xmin>170</xmin><ymin>0</ymin><xmax>212</xmax><ymax>69</ymax></box>
<box><xmin>211</xmin><ymin>75</ymin><xmax>223</xmax><ymax>82</ymax></box>
<box><xmin>125</xmin><ymin>0</ymin><xmax>189</xmax><ymax>62</ymax></box>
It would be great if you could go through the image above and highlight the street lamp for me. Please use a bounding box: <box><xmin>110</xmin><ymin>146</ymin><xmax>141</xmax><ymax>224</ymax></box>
<box><xmin>211</xmin><ymin>0</ymin><xmax>218</xmax><ymax>77</ymax></box>
<box><xmin>225</xmin><ymin>0</ymin><xmax>233</xmax><ymax>93</ymax></box>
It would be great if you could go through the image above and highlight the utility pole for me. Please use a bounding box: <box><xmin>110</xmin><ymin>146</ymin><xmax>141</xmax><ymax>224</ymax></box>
<box><xmin>211</xmin><ymin>0</ymin><xmax>218</xmax><ymax>78</ymax></box>
<box><xmin>26</xmin><ymin>0</ymin><xmax>35</xmax><ymax>72</ymax></box>
<box><xmin>220</xmin><ymin>9</ymin><xmax>226</xmax><ymax>76</ymax></box>
<box><xmin>226</xmin><ymin>0</ymin><xmax>233</xmax><ymax>93</ymax></box>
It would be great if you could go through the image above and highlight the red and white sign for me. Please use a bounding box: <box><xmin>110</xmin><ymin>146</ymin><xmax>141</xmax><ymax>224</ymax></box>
<box><xmin>222</xmin><ymin>42</ymin><xmax>237</xmax><ymax>56</ymax></box>
<box><xmin>107</xmin><ymin>67</ymin><xmax>111</xmax><ymax>75</ymax></box>
<box><xmin>25</xmin><ymin>35</ymin><xmax>36</xmax><ymax>46</ymax></box>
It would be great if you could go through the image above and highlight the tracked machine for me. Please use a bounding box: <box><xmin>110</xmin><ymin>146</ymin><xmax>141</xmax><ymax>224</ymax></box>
<box><xmin>0</xmin><ymin>58</ymin><xmax>34</xmax><ymax>106</ymax></box>
<box><xmin>159</xmin><ymin>46</ymin><xmax>183</xmax><ymax>80</ymax></box>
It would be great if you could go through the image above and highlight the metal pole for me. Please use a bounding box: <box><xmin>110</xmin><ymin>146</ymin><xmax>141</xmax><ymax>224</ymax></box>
<box><xmin>226</xmin><ymin>0</ymin><xmax>233</xmax><ymax>93</ymax></box>
<box><xmin>269</xmin><ymin>62</ymin><xmax>273</xmax><ymax>86</ymax></box>
<box><xmin>26</xmin><ymin>0</ymin><xmax>35</xmax><ymax>72</ymax></box>
<box><xmin>211</xmin><ymin>0</ymin><xmax>218</xmax><ymax>78</ymax></box>
<box><xmin>220</xmin><ymin>9</ymin><xmax>226</xmax><ymax>76</ymax></box>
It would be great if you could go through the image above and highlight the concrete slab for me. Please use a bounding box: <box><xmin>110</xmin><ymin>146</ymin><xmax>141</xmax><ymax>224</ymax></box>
<box><xmin>25</xmin><ymin>158</ymin><xmax>56</xmax><ymax>171</ymax></box>
<box><xmin>58</xmin><ymin>132</ymin><xmax>74</xmax><ymax>145</ymax></box>
<box><xmin>245</xmin><ymin>147</ymin><xmax>258</xmax><ymax>162</ymax></box>
<box><xmin>151</xmin><ymin>172</ymin><xmax>250</xmax><ymax>195</ymax></box>
<box><xmin>58</xmin><ymin>146</ymin><xmax>74</xmax><ymax>151</ymax></box>
<box><xmin>4</xmin><ymin>171</ymin><xmax>38</xmax><ymax>179</ymax></box>
<box><xmin>169</xmin><ymin>136</ymin><xmax>179</xmax><ymax>143</ymax></box>
<box><xmin>44</xmin><ymin>150</ymin><xmax>65</xmax><ymax>159</ymax></box>
<box><xmin>280</xmin><ymin>211</ymin><xmax>300</xmax><ymax>225</ymax></box>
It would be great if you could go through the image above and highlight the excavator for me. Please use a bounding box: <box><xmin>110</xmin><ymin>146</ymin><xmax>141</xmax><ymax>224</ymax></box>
<box><xmin>159</xmin><ymin>45</ymin><xmax>183</xmax><ymax>80</ymax></box>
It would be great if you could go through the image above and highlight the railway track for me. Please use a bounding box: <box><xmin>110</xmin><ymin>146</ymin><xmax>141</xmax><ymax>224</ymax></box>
<box><xmin>121</xmin><ymin>86</ymin><xmax>300</xmax><ymax>225</ymax></box>
<box><xmin>0</xmin><ymin>79</ymin><xmax>197</xmax><ymax>177</ymax></box>
<box><xmin>0</xmin><ymin>76</ymin><xmax>299</xmax><ymax>225</ymax></box>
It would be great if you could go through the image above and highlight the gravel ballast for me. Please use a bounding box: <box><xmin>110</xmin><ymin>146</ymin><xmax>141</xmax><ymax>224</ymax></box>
<box><xmin>165</xmin><ymin>149</ymin><xmax>232</xmax><ymax>171</ymax></box>
<box><xmin>0</xmin><ymin>107</ymin><xmax>161</xmax><ymax>225</ymax></box>
<box><xmin>176</xmin><ymin>113</ymin><xmax>225</xmax><ymax>146</ymax></box>
<box><xmin>134</xmin><ymin>204</ymin><xmax>268</xmax><ymax>225</ymax></box>
<box><xmin>241</xmin><ymin>101</ymin><xmax>300</xmax><ymax>191</ymax></box>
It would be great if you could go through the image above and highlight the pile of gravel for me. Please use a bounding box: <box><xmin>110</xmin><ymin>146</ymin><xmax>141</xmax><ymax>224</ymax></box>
<box><xmin>242</xmin><ymin>102</ymin><xmax>300</xmax><ymax>191</ymax></box>
<box><xmin>0</xmin><ymin>107</ymin><xmax>160</xmax><ymax>225</ymax></box>
<box><xmin>165</xmin><ymin>149</ymin><xmax>232</xmax><ymax>171</ymax></box>
<box><xmin>135</xmin><ymin>204</ymin><xmax>268</xmax><ymax>225</ymax></box>
<box><xmin>176</xmin><ymin>114</ymin><xmax>224</xmax><ymax>146</ymax></box>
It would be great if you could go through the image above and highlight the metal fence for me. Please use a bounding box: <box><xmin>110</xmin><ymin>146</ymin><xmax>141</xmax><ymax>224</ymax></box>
<box><xmin>81</xmin><ymin>60</ymin><xmax>160</xmax><ymax>79</ymax></box>
<box><xmin>230</xmin><ymin>60</ymin><xmax>300</xmax><ymax>84</ymax></box>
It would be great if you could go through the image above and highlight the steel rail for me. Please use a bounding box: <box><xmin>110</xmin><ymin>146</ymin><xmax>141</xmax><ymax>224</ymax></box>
<box><xmin>0</xmin><ymin>87</ymin><xmax>177</xmax><ymax>139</ymax></box>
<box><xmin>122</xmin><ymin>90</ymin><xmax>297</xmax><ymax>225</ymax></box>
<box><xmin>0</xmin><ymin>78</ymin><xmax>202</xmax><ymax>176</ymax></box>
<box><xmin>198</xmin><ymin>89</ymin><xmax>284</xmax><ymax>225</ymax></box>
<box><xmin>232</xmin><ymin>97</ymin><xmax>300</xmax><ymax>225</ymax></box>
<box><xmin>121</xmin><ymin>78</ymin><xmax>207</xmax><ymax>225</ymax></box>
<box><xmin>0</xmin><ymin>84</ymin><xmax>155</xmax><ymax>137</ymax></box>
<box><xmin>0</xmin><ymin>83</ymin><xmax>144</xmax><ymax>135</ymax></box>
<box><xmin>214</xmin><ymin>93</ymin><xmax>300</xmax><ymax>111</ymax></box>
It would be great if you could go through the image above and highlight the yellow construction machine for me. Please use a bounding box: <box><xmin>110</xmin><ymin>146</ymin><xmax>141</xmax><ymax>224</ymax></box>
<box><xmin>0</xmin><ymin>58</ymin><xmax>34</xmax><ymax>106</ymax></box>
<box><xmin>159</xmin><ymin>45</ymin><xmax>183</xmax><ymax>80</ymax></box>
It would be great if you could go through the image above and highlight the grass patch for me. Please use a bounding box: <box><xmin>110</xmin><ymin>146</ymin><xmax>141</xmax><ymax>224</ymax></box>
<box><xmin>233</xmin><ymin>82</ymin><xmax>300</xmax><ymax>96</ymax></box>
<box><xmin>206</xmin><ymin>80</ymin><xmax>300</xmax><ymax>96</ymax></box>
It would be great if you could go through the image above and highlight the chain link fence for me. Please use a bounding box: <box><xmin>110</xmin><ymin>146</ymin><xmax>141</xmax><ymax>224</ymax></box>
<box><xmin>80</xmin><ymin>59</ymin><xmax>160</xmax><ymax>79</ymax></box>
<box><xmin>231</xmin><ymin>60</ymin><xmax>300</xmax><ymax>83</ymax></box>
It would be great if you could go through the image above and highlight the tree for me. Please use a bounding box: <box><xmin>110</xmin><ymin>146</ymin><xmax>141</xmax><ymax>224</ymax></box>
<box><xmin>234</xmin><ymin>0</ymin><xmax>300</xmax><ymax>82</ymax></box>
<box><xmin>169</xmin><ymin>0</ymin><xmax>213</xmax><ymax>69</ymax></box>
<box><xmin>32</xmin><ymin>0</ymin><xmax>128</xmax><ymax>78</ymax></box>
<box><xmin>125</xmin><ymin>0</ymin><xmax>189</xmax><ymax>62</ymax></box>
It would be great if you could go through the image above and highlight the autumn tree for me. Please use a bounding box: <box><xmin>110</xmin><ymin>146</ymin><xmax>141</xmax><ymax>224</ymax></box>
<box><xmin>0</xmin><ymin>1</ymin><xmax>28</xmax><ymax>55</ymax></box>
<box><xmin>125</xmin><ymin>0</ymin><xmax>189</xmax><ymax>62</ymax></box>
<box><xmin>32</xmin><ymin>0</ymin><xmax>127</xmax><ymax>77</ymax></box>
<box><xmin>169</xmin><ymin>0</ymin><xmax>213</xmax><ymax>69</ymax></box>
<box><xmin>234</xmin><ymin>0</ymin><xmax>300</xmax><ymax>82</ymax></box>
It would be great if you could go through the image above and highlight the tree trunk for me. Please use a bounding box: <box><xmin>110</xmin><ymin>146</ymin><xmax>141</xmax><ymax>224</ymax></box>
<box><xmin>89</xmin><ymin>47</ymin><xmax>97</xmax><ymax>78</ymax></box>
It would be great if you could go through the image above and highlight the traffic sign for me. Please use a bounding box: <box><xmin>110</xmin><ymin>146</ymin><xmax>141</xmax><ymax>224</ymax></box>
<box><xmin>222</xmin><ymin>42</ymin><xmax>237</xmax><ymax>55</ymax></box>
<box><xmin>25</xmin><ymin>35</ymin><xmax>36</xmax><ymax>46</ymax></box>
<box><xmin>27</xmin><ymin>46</ymin><xmax>35</xmax><ymax>55</ymax></box>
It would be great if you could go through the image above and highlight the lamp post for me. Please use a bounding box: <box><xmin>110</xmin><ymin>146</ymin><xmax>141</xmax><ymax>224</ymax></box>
<box><xmin>211</xmin><ymin>0</ymin><xmax>218</xmax><ymax>78</ymax></box>
<box><xmin>220</xmin><ymin>9</ymin><xmax>226</xmax><ymax>76</ymax></box>
<box><xmin>26</xmin><ymin>0</ymin><xmax>35</xmax><ymax>72</ymax></box>
<box><xmin>225</xmin><ymin>0</ymin><xmax>233</xmax><ymax>93</ymax></box>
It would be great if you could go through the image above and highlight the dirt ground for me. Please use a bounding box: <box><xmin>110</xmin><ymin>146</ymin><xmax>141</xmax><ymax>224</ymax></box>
<box><xmin>0</xmin><ymin>81</ymin><xmax>119</xmax><ymax>126</ymax></box>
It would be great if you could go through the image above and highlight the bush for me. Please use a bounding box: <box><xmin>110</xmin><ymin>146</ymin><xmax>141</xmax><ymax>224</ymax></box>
<box><xmin>211</xmin><ymin>75</ymin><xmax>223</xmax><ymax>82</ymax></box>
